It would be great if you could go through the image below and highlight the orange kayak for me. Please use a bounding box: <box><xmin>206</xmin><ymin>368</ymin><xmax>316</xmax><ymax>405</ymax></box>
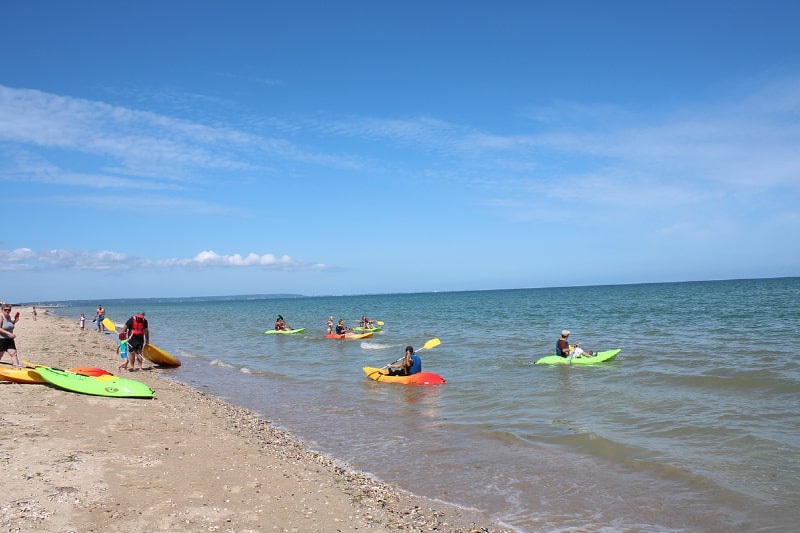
<box><xmin>362</xmin><ymin>366</ymin><xmax>446</xmax><ymax>385</ymax></box>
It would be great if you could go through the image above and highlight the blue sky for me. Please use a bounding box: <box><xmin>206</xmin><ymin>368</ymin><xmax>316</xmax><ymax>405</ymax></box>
<box><xmin>2</xmin><ymin>1</ymin><xmax>799</xmax><ymax>302</ymax></box>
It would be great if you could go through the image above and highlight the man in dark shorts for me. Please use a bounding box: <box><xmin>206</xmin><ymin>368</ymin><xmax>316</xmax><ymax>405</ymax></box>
<box><xmin>122</xmin><ymin>311</ymin><xmax>149</xmax><ymax>371</ymax></box>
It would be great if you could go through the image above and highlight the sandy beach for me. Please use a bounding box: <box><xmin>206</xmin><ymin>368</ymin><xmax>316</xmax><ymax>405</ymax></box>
<box><xmin>1</xmin><ymin>307</ymin><xmax>507</xmax><ymax>533</ymax></box>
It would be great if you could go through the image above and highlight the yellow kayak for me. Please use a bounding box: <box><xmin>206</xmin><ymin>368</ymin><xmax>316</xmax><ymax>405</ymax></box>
<box><xmin>0</xmin><ymin>365</ymin><xmax>46</xmax><ymax>384</ymax></box>
<box><xmin>143</xmin><ymin>344</ymin><xmax>182</xmax><ymax>367</ymax></box>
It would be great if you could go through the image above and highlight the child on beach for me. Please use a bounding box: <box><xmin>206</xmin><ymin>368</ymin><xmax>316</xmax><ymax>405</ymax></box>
<box><xmin>79</xmin><ymin>313</ymin><xmax>86</xmax><ymax>330</ymax></box>
<box><xmin>116</xmin><ymin>333</ymin><xmax>129</xmax><ymax>371</ymax></box>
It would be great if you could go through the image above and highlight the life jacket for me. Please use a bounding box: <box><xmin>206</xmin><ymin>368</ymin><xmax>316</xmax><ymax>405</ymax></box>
<box><xmin>408</xmin><ymin>354</ymin><xmax>422</xmax><ymax>375</ymax></box>
<box><xmin>131</xmin><ymin>316</ymin><xmax>146</xmax><ymax>336</ymax></box>
<box><xmin>556</xmin><ymin>338</ymin><xmax>569</xmax><ymax>357</ymax></box>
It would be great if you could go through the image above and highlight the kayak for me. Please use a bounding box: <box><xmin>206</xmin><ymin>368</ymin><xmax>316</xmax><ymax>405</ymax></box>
<box><xmin>352</xmin><ymin>326</ymin><xmax>382</xmax><ymax>333</ymax></box>
<box><xmin>325</xmin><ymin>332</ymin><xmax>374</xmax><ymax>340</ymax></box>
<box><xmin>362</xmin><ymin>366</ymin><xmax>446</xmax><ymax>385</ymax></box>
<box><xmin>0</xmin><ymin>366</ymin><xmax>47</xmax><ymax>384</ymax></box>
<box><xmin>143</xmin><ymin>344</ymin><xmax>181</xmax><ymax>367</ymax></box>
<box><xmin>67</xmin><ymin>367</ymin><xmax>113</xmax><ymax>377</ymax></box>
<box><xmin>35</xmin><ymin>366</ymin><xmax>156</xmax><ymax>398</ymax></box>
<box><xmin>535</xmin><ymin>348</ymin><xmax>621</xmax><ymax>365</ymax></box>
<box><xmin>265</xmin><ymin>328</ymin><xmax>306</xmax><ymax>335</ymax></box>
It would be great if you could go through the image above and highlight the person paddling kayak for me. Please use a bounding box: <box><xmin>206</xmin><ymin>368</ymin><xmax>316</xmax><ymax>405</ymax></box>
<box><xmin>387</xmin><ymin>345</ymin><xmax>421</xmax><ymax>376</ymax></box>
<box><xmin>556</xmin><ymin>330</ymin><xmax>594</xmax><ymax>359</ymax></box>
<box><xmin>275</xmin><ymin>315</ymin><xmax>290</xmax><ymax>331</ymax></box>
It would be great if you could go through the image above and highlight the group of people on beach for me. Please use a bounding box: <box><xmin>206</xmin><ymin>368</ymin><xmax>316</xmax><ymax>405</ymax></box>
<box><xmin>81</xmin><ymin>304</ymin><xmax>152</xmax><ymax>372</ymax></box>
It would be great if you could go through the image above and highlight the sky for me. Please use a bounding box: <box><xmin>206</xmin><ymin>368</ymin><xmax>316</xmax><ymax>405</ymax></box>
<box><xmin>2</xmin><ymin>1</ymin><xmax>799</xmax><ymax>302</ymax></box>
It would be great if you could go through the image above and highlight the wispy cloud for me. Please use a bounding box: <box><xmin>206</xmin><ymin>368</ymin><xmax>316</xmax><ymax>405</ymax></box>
<box><xmin>0</xmin><ymin>84</ymin><xmax>366</xmax><ymax>188</ymax></box>
<box><xmin>0</xmin><ymin>248</ymin><xmax>326</xmax><ymax>271</ymax></box>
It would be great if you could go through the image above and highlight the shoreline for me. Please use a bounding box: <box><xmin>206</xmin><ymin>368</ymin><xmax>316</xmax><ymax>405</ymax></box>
<box><xmin>1</xmin><ymin>307</ymin><xmax>509</xmax><ymax>532</ymax></box>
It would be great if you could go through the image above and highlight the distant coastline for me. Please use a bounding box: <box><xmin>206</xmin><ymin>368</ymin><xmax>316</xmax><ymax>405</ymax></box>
<box><xmin>15</xmin><ymin>275</ymin><xmax>799</xmax><ymax>308</ymax></box>
<box><xmin>16</xmin><ymin>293</ymin><xmax>305</xmax><ymax>307</ymax></box>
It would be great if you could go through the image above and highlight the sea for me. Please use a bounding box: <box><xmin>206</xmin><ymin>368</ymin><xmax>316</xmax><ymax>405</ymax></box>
<box><xmin>46</xmin><ymin>277</ymin><xmax>799</xmax><ymax>532</ymax></box>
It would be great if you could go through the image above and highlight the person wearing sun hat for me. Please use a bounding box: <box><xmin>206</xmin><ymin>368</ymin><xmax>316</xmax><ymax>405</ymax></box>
<box><xmin>556</xmin><ymin>329</ymin><xmax>594</xmax><ymax>359</ymax></box>
<box><xmin>122</xmin><ymin>311</ymin><xmax>149</xmax><ymax>371</ymax></box>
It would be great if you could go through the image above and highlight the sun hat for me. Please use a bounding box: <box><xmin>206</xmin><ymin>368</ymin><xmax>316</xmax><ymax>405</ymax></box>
<box><xmin>137</xmin><ymin>311</ymin><xmax>145</xmax><ymax>317</ymax></box>
<box><xmin>562</xmin><ymin>330</ymin><xmax>570</xmax><ymax>336</ymax></box>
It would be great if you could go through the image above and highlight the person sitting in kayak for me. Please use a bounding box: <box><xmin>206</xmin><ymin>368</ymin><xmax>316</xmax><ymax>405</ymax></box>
<box><xmin>556</xmin><ymin>330</ymin><xmax>594</xmax><ymax>358</ymax></box>
<box><xmin>335</xmin><ymin>319</ymin><xmax>350</xmax><ymax>335</ymax></box>
<box><xmin>275</xmin><ymin>315</ymin><xmax>290</xmax><ymax>331</ymax></box>
<box><xmin>387</xmin><ymin>346</ymin><xmax>422</xmax><ymax>376</ymax></box>
<box><xmin>360</xmin><ymin>315</ymin><xmax>375</xmax><ymax>329</ymax></box>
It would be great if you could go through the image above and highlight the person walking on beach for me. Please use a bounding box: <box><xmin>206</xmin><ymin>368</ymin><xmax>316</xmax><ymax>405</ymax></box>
<box><xmin>79</xmin><ymin>313</ymin><xmax>86</xmax><ymax>330</ymax></box>
<box><xmin>116</xmin><ymin>333</ymin><xmax>129</xmax><ymax>372</ymax></box>
<box><xmin>94</xmin><ymin>304</ymin><xmax>106</xmax><ymax>332</ymax></box>
<box><xmin>387</xmin><ymin>345</ymin><xmax>421</xmax><ymax>376</ymax></box>
<box><xmin>0</xmin><ymin>304</ymin><xmax>22</xmax><ymax>367</ymax></box>
<box><xmin>31</xmin><ymin>307</ymin><xmax>37</xmax><ymax>321</ymax></box>
<box><xmin>556</xmin><ymin>330</ymin><xmax>594</xmax><ymax>359</ymax></box>
<box><xmin>122</xmin><ymin>311</ymin><xmax>149</xmax><ymax>371</ymax></box>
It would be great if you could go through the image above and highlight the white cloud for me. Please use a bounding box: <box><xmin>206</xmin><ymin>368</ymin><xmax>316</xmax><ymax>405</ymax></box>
<box><xmin>0</xmin><ymin>248</ymin><xmax>325</xmax><ymax>271</ymax></box>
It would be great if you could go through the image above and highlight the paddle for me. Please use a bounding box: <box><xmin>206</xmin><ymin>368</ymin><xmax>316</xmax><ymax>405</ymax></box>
<box><xmin>365</xmin><ymin>338</ymin><xmax>441</xmax><ymax>379</ymax></box>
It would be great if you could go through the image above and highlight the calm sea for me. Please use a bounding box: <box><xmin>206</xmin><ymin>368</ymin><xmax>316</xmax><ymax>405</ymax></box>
<box><xmin>51</xmin><ymin>278</ymin><xmax>799</xmax><ymax>532</ymax></box>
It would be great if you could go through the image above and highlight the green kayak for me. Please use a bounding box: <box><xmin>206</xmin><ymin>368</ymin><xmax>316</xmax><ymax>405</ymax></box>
<box><xmin>535</xmin><ymin>349</ymin><xmax>621</xmax><ymax>365</ymax></box>
<box><xmin>352</xmin><ymin>326</ymin><xmax>382</xmax><ymax>333</ymax></box>
<box><xmin>264</xmin><ymin>328</ymin><xmax>305</xmax><ymax>335</ymax></box>
<box><xmin>35</xmin><ymin>366</ymin><xmax>156</xmax><ymax>398</ymax></box>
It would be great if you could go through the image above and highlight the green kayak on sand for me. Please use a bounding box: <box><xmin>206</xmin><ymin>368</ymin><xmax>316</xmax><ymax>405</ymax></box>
<box><xmin>35</xmin><ymin>366</ymin><xmax>156</xmax><ymax>398</ymax></box>
<box><xmin>535</xmin><ymin>348</ymin><xmax>621</xmax><ymax>365</ymax></box>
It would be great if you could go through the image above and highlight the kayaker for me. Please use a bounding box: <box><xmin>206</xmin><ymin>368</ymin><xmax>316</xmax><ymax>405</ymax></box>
<box><xmin>275</xmin><ymin>315</ymin><xmax>290</xmax><ymax>331</ymax></box>
<box><xmin>360</xmin><ymin>315</ymin><xmax>375</xmax><ymax>329</ymax></box>
<box><xmin>325</xmin><ymin>316</ymin><xmax>334</xmax><ymax>334</ymax></box>
<box><xmin>387</xmin><ymin>346</ymin><xmax>422</xmax><ymax>376</ymax></box>
<box><xmin>556</xmin><ymin>330</ymin><xmax>594</xmax><ymax>358</ymax></box>
<box><xmin>335</xmin><ymin>319</ymin><xmax>349</xmax><ymax>335</ymax></box>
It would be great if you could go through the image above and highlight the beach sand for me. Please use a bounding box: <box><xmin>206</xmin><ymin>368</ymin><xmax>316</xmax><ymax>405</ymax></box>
<box><xmin>1</xmin><ymin>308</ymin><xmax>507</xmax><ymax>532</ymax></box>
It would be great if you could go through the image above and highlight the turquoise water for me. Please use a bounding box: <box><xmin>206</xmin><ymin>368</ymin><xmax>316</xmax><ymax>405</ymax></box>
<box><xmin>54</xmin><ymin>278</ymin><xmax>800</xmax><ymax>532</ymax></box>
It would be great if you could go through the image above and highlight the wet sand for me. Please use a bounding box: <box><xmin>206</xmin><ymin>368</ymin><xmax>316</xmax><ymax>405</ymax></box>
<box><xmin>0</xmin><ymin>307</ymin><xmax>508</xmax><ymax>532</ymax></box>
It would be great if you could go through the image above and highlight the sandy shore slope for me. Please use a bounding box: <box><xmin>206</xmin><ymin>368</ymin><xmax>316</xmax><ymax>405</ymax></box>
<box><xmin>1</xmin><ymin>308</ymin><xmax>508</xmax><ymax>532</ymax></box>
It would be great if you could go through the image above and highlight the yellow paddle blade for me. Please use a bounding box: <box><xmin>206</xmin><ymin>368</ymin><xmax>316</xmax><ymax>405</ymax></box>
<box><xmin>420</xmin><ymin>338</ymin><xmax>441</xmax><ymax>351</ymax></box>
<box><xmin>102</xmin><ymin>317</ymin><xmax>117</xmax><ymax>333</ymax></box>
<box><xmin>376</xmin><ymin>321</ymin><xmax>385</xmax><ymax>326</ymax></box>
